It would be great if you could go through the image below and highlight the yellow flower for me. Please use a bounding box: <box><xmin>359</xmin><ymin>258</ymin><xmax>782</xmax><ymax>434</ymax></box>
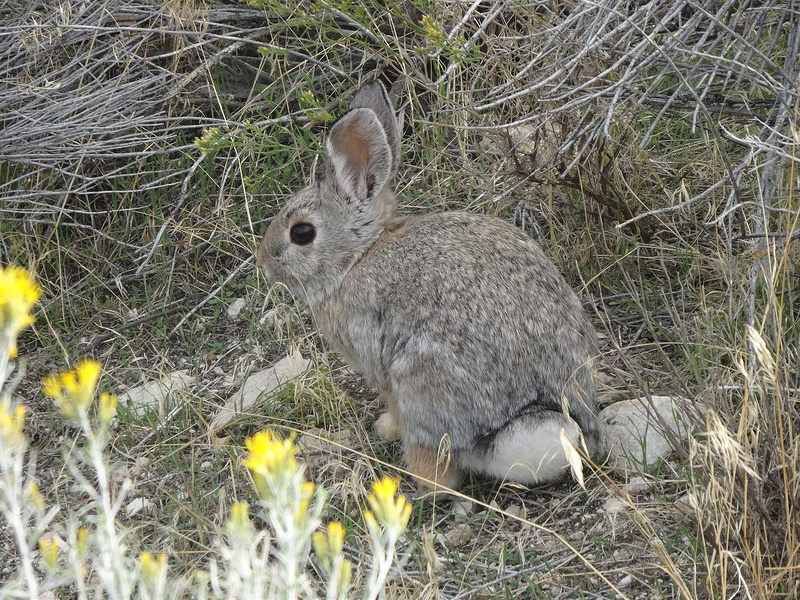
<box><xmin>313</xmin><ymin>521</ymin><xmax>352</xmax><ymax>592</ymax></box>
<box><xmin>366</xmin><ymin>476</ymin><xmax>412</xmax><ymax>531</ymax></box>
<box><xmin>0</xmin><ymin>266</ymin><xmax>40</xmax><ymax>358</ymax></box>
<box><xmin>0</xmin><ymin>400</ymin><xmax>25</xmax><ymax>446</ymax></box>
<box><xmin>39</xmin><ymin>537</ymin><xmax>59</xmax><ymax>569</ymax></box>
<box><xmin>244</xmin><ymin>430</ymin><xmax>301</xmax><ymax>498</ymax></box>
<box><xmin>77</xmin><ymin>527</ymin><xmax>88</xmax><ymax>558</ymax></box>
<box><xmin>338</xmin><ymin>559</ymin><xmax>353</xmax><ymax>590</ymax></box>
<box><xmin>371</xmin><ymin>476</ymin><xmax>399</xmax><ymax>502</ymax></box>
<box><xmin>98</xmin><ymin>392</ymin><xmax>117</xmax><ymax>425</ymax></box>
<box><xmin>313</xmin><ymin>520</ymin><xmax>346</xmax><ymax>565</ymax></box>
<box><xmin>295</xmin><ymin>480</ymin><xmax>315</xmax><ymax>520</ymax></box>
<box><xmin>140</xmin><ymin>551</ymin><xmax>166</xmax><ymax>585</ymax></box>
<box><xmin>326</xmin><ymin>521</ymin><xmax>346</xmax><ymax>555</ymax></box>
<box><xmin>227</xmin><ymin>501</ymin><xmax>252</xmax><ymax>538</ymax></box>
<box><xmin>43</xmin><ymin>359</ymin><xmax>102</xmax><ymax>419</ymax></box>
<box><xmin>244</xmin><ymin>430</ymin><xmax>297</xmax><ymax>475</ymax></box>
<box><xmin>29</xmin><ymin>482</ymin><xmax>45</xmax><ymax>512</ymax></box>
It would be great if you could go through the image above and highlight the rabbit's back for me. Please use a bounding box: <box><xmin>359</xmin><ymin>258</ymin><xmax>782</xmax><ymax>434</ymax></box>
<box><xmin>317</xmin><ymin>212</ymin><xmax>598</xmax><ymax>453</ymax></box>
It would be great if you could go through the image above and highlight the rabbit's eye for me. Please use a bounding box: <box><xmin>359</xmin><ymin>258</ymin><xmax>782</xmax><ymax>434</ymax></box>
<box><xmin>290</xmin><ymin>222</ymin><xmax>316</xmax><ymax>245</ymax></box>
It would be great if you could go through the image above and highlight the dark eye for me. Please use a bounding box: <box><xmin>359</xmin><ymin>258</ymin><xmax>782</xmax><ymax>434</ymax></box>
<box><xmin>290</xmin><ymin>222</ymin><xmax>316</xmax><ymax>245</ymax></box>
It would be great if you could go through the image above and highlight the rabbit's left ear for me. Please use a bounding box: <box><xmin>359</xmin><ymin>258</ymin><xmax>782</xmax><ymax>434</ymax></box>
<box><xmin>326</xmin><ymin>106</ymin><xmax>393</xmax><ymax>202</ymax></box>
<box><xmin>349</xmin><ymin>82</ymin><xmax>401</xmax><ymax>178</ymax></box>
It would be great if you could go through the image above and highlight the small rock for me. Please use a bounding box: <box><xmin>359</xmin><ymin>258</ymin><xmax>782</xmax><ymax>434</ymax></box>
<box><xmin>598</xmin><ymin>395</ymin><xmax>705</xmax><ymax>472</ymax></box>
<box><xmin>452</xmin><ymin>499</ymin><xmax>474</xmax><ymax>522</ymax></box>
<box><xmin>602</xmin><ymin>497</ymin><xmax>628</xmax><ymax>514</ymax></box>
<box><xmin>119</xmin><ymin>370</ymin><xmax>194</xmax><ymax>418</ymax></box>
<box><xmin>227</xmin><ymin>298</ymin><xmax>246</xmax><ymax>319</ymax></box>
<box><xmin>441</xmin><ymin>524</ymin><xmax>473</xmax><ymax>547</ymax></box>
<box><xmin>619</xmin><ymin>574</ymin><xmax>633</xmax><ymax>587</ymax></box>
<box><xmin>596</xmin><ymin>371</ymin><xmax>616</xmax><ymax>386</ymax></box>
<box><xmin>297</xmin><ymin>428</ymin><xmax>353</xmax><ymax>458</ymax></box>
<box><xmin>505</xmin><ymin>503</ymin><xmax>526</xmax><ymax>520</ymax></box>
<box><xmin>130</xmin><ymin>456</ymin><xmax>151</xmax><ymax>477</ymax></box>
<box><xmin>674</xmin><ymin>493</ymin><xmax>701</xmax><ymax>516</ymax></box>
<box><xmin>298</xmin><ymin>428</ymin><xmax>337</xmax><ymax>453</ymax></box>
<box><xmin>622</xmin><ymin>476</ymin><xmax>652</xmax><ymax>495</ymax></box>
<box><xmin>126</xmin><ymin>498</ymin><xmax>155</xmax><ymax>517</ymax></box>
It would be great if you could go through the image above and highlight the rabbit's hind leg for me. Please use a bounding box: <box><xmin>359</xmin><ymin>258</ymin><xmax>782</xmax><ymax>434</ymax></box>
<box><xmin>404</xmin><ymin>442</ymin><xmax>464</xmax><ymax>493</ymax></box>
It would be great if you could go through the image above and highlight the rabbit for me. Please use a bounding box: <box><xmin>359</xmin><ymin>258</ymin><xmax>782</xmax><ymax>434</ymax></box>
<box><xmin>256</xmin><ymin>81</ymin><xmax>599</xmax><ymax>492</ymax></box>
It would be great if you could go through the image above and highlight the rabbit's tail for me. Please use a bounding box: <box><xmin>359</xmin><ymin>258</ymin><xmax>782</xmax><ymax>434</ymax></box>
<box><xmin>461</xmin><ymin>410</ymin><xmax>585</xmax><ymax>484</ymax></box>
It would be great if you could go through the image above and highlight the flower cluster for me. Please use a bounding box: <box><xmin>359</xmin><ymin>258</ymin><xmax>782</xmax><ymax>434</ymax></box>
<box><xmin>312</xmin><ymin>520</ymin><xmax>352</xmax><ymax>598</ymax></box>
<box><xmin>363</xmin><ymin>477</ymin><xmax>412</xmax><ymax>535</ymax></box>
<box><xmin>42</xmin><ymin>358</ymin><xmax>101</xmax><ymax>419</ymax></box>
<box><xmin>245</xmin><ymin>430</ymin><xmax>298</xmax><ymax>479</ymax></box>
<box><xmin>42</xmin><ymin>359</ymin><xmax>117</xmax><ymax>425</ymax></box>
<box><xmin>1</xmin><ymin>262</ymin><xmax>412</xmax><ymax>598</ymax></box>
<box><xmin>241</xmin><ymin>430</ymin><xmax>413</xmax><ymax>600</ymax></box>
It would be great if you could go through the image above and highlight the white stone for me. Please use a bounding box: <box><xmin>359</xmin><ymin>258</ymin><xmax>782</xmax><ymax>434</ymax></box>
<box><xmin>227</xmin><ymin>297</ymin><xmax>246</xmax><ymax>319</ymax></box>
<box><xmin>210</xmin><ymin>351</ymin><xmax>310</xmax><ymax>430</ymax></box>
<box><xmin>452</xmin><ymin>498</ymin><xmax>474</xmax><ymax>521</ymax></box>
<box><xmin>505</xmin><ymin>503</ymin><xmax>526</xmax><ymax>520</ymax></box>
<box><xmin>602</xmin><ymin>497</ymin><xmax>628</xmax><ymax>514</ymax></box>
<box><xmin>440</xmin><ymin>524</ymin><xmax>473</xmax><ymax>547</ymax></box>
<box><xmin>126</xmin><ymin>497</ymin><xmax>155</xmax><ymax>517</ymax></box>
<box><xmin>598</xmin><ymin>395</ymin><xmax>704</xmax><ymax>472</ymax></box>
<box><xmin>119</xmin><ymin>370</ymin><xmax>194</xmax><ymax>416</ymax></box>
<box><xmin>297</xmin><ymin>428</ymin><xmax>353</xmax><ymax>454</ymax></box>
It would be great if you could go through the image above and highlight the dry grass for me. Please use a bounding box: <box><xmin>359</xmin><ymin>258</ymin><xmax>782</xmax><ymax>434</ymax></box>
<box><xmin>1</xmin><ymin>0</ymin><xmax>799</xmax><ymax>597</ymax></box>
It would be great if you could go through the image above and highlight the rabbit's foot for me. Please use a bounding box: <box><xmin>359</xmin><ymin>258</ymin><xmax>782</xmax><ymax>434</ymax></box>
<box><xmin>376</xmin><ymin>411</ymin><xmax>401</xmax><ymax>441</ymax></box>
<box><xmin>405</xmin><ymin>443</ymin><xmax>463</xmax><ymax>493</ymax></box>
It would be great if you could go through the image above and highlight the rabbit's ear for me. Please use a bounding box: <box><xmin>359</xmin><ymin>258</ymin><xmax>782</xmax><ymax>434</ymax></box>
<box><xmin>326</xmin><ymin>107</ymin><xmax>393</xmax><ymax>202</ymax></box>
<box><xmin>348</xmin><ymin>82</ymin><xmax>401</xmax><ymax>178</ymax></box>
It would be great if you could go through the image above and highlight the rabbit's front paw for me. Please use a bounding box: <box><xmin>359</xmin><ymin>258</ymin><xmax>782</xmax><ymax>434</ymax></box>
<box><xmin>375</xmin><ymin>411</ymin><xmax>401</xmax><ymax>442</ymax></box>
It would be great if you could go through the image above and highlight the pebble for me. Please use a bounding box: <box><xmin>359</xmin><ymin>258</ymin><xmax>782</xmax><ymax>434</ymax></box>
<box><xmin>603</xmin><ymin>497</ymin><xmax>628</xmax><ymax>514</ymax></box>
<box><xmin>126</xmin><ymin>498</ymin><xmax>155</xmax><ymax>517</ymax></box>
<box><xmin>452</xmin><ymin>498</ymin><xmax>474</xmax><ymax>522</ymax></box>
<box><xmin>505</xmin><ymin>503</ymin><xmax>526</xmax><ymax>520</ymax></box>
<box><xmin>622</xmin><ymin>476</ymin><xmax>652</xmax><ymax>495</ymax></box>
<box><xmin>226</xmin><ymin>297</ymin><xmax>246</xmax><ymax>319</ymax></box>
<box><xmin>441</xmin><ymin>525</ymin><xmax>473</xmax><ymax>547</ymax></box>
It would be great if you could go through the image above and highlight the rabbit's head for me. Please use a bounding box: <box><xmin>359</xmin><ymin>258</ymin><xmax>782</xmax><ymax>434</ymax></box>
<box><xmin>256</xmin><ymin>82</ymin><xmax>401</xmax><ymax>307</ymax></box>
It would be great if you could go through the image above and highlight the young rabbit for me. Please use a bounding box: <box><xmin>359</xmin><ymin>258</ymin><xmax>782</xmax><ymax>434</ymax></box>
<box><xmin>257</xmin><ymin>82</ymin><xmax>599</xmax><ymax>492</ymax></box>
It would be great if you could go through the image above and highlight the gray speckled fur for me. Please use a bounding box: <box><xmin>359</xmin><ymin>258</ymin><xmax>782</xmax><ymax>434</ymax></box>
<box><xmin>257</xmin><ymin>82</ymin><xmax>598</xmax><ymax>488</ymax></box>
